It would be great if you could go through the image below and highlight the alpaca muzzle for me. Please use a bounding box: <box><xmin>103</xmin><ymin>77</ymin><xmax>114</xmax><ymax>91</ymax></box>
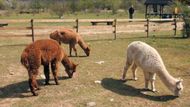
<box><xmin>66</xmin><ymin>70</ymin><xmax>74</xmax><ymax>78</ymax></box>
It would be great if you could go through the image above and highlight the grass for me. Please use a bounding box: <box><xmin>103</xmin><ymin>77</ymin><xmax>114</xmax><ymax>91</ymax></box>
<box><xmin>0</xmin><ymin>11</ymin><xmax>144</xmax><ymax>29</ymax></box>
<box><xmin>0</xmin><ymin>33</ymin><xmax>190</xmax><ymax>107</ymax></box>
<box><xmin>0</xmin><ymin>11</ymin><xmax>144</xmax><ymax>19</ymax></box>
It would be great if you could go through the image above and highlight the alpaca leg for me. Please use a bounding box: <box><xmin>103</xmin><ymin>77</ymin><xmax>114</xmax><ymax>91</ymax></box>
<box><xmin>122</xmin><ymin>55</ymin><xmax>133</xmax><ymax>81</ymax></box>
<box><xmin>28</xmin><ymin>70</ymin><xmax>38</xmax><ymax>96</ymax></box>
<box><xmin>149</xmin><ymin>73</ymin><xmax>157</xmax><ymax>92</ymax></box>
<box><xmin>34</xmin><ymin>69</ymin><xmax>40</xmax><ymax>90</ymax></box>
<box><xmin>69</xmin><ymin>44</ymin><xmax>72</xmax><ymax>56</ymax></box>
<box><xmin>131</xmin><ymin>63</ymin><xmax>138</xmax><ymax>81</ymax></box>
<box><xmin>72</xmin><ymin>44</ymin><xmax>78</xmax><ymax>56</ymax></box>
<box><xmin>143</xmin><ymin>71</ymin><xmax>150</xmax><ymax>90</ymax></box>
<box><xmin>29</xmin><ymin>78</ymin><xmax>38</xmax><ymax>96</ymax></box>
<box><xmin>51</xmin><ymin>61</ymin><xmax>59</xmax><ymax>85</ymax></box>
<box><xmin>34</xmin><ymin>81</ymin><xmax>40</xmax><ymax>90</ymax></box>
<box><xmin>43</xmin><ymin>64</ymin><xmax>50</xmax><ymax>85</ymax></box>
<box><xmin>121</xmin><ymin>62</ymin><xmax>131</xmax><ymax>81</ymax></box>
<box><xmin>121</xmin><ymin>64</ymin><xmax>129</xmax><ymax>81</ymax></box>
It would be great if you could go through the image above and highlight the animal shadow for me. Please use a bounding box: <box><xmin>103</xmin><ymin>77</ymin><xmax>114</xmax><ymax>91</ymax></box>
<box><xmin>0</xmin><ymin>80</ymin><xmax>39</xmax><ymax>98</ymax></box>
<box><xmin>58</xmin><ymin>76</ymin><xmax>71</xmax><ymax>80</ymax></box>
<box><xmin>101</xmin><ymin>78</ymin><xmax>178</xmax><ymax>102</ymax></box>
<box><xmin>0</xmin><ymin>77</ymin><xmax>70</xmax><ymax>98</ymax></box>
<box><xmin>68</xmin><ymin>55</ymin><xmax>88</xmax><ymax>58</ymax></box>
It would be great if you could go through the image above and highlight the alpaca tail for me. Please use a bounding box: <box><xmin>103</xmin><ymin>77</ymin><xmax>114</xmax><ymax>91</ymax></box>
<box><xmin>21</xmin><ymin>52</ymin><xmax>29</xmax><ymax>69</ymax></box>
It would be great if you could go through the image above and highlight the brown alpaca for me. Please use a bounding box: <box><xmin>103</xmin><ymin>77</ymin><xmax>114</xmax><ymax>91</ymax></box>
<box><xmin>21</xmin><ymin>39</ymin><xmax>78</xmax><ymax>96</ymax></box>
<box><xmin>50</xmin><ymin>28</ymin><xmax>90</xmax><ymax>57</ymax></box>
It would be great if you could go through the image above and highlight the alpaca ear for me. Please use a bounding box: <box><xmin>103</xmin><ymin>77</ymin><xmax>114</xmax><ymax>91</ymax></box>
<box><xmin>73</xmin><ymin>64</ymin><xmax>79</xmax><ymax>70</ymax></box>
<box><xmin>75</xmin><ymin>64</ymin><xmax>79</xmax><ymax>66</ymax></box>
<box><xmin>87</xmin><ymin>43</ymin><xmax>91</xmax><ymax>47</ymax></box>
<box><xmin>180</xmin><ymin>79</ymin><xmax>183</xmax><ymax>82</ymax></box>
<box><xmin>86</xmin><ymin>47</ymin><xmax>90</xmax><ymax>50</ymax></box>
<box><xmin>178</xmin><ymin>77</ymin><xmax>183</xmax><ymax>82</ymax></box>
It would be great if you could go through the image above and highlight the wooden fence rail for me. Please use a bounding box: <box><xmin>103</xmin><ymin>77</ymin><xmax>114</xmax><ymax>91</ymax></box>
<box><xmin>0</xmin><ymin>18</ymin><xmax>184</xmax><ymax>42</ymax></box>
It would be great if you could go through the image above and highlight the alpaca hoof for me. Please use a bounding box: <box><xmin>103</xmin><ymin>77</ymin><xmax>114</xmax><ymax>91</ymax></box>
<box><xmin>33</xmin><ymin>92</ymin><xmax>38</xmax><ymax>96</ymax></box>
<box><xmin>120</xmin><ymin>78</ymin><xmax>127</xmax><ymax>82</ymax></box>
<box><xmin>151</xmin><ymin>89</ymin><xmax>159</xmax><ymax>93</ymax></box>
<box><xmin>35</xmin><ymin>87</ymin><xmax>41</xmax><ymax>91</ymax></box>
<box><xmin>68</xmin><ymin>75</ymin><xmax>73</xmax><ymax>78</ymax></box>
<box><xmin>44</xmin><ymin>82</ymin><xmax>50</xmax><ymax>85</ymax></box>
<box><xmin>141</xmin><ymin>88</ymin><xmax>150</xmax><ymax>91</ymax></box>
<box><xmin>56</xmin><ymin>82</ymin><xmax>60</xmax><ymax>85</ymax></box>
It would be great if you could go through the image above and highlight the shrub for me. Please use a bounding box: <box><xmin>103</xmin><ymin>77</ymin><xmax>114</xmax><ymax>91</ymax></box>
<box><xmin>181</xmin><ymin>4</ymin><xmax>190</xmax><ymax>38</ymax></box>
<box><xmin>183</xmin><ymin>17</ymin><xmax>190</xmax><ymax>38</ymax></box>
<box><xmin>0</xmin><ymin>0</ymin><xmax>5</xmax><ymax>9</ymax></box>
<box><xmin>49</xmin><ymin>2</ymin><xmax>68</xmax><ymax>18</ymax></box>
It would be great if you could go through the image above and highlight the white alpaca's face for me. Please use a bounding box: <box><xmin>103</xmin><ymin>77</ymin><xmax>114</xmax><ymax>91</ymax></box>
<box><xmin>174</xmin><ymin>81</ymin><xmax>183</xmax><ymax>97</ymax></box>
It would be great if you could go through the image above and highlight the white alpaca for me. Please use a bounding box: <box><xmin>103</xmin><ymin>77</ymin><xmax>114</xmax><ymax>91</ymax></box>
<box><xmin>121</xmin><ymin>41</ymin><xmax>183</xmax><ymax>96</ymax></box>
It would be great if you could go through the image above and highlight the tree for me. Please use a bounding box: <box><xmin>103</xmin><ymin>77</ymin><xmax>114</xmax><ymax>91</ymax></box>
<box><xmin>176</xmin><ymin>1</ymin><xmax>190</xmax><ymax>38</ymax></box>
<box><xmin>50</xmin><ymin>2</ymin><xmax>68</xmax><ymax>18</ymax></box>
<box><xmin>11</xmin><ymin>0</ymin><xmax>18</xmax><ymax>9</ymax></box>
<box><xmin>69</xmin><ymin>0</ymin><xmax>78</xmax><ymax>13</ymax></box>
<box><xmin>30</xmin><ymin>0</ymin><xmax>42</xmax><ymax>13</ymax></box>
<box><xmin>77</xmin><ymin>0</ymin><xmax>94</xmax><ymax>12</ymax></box>
<box><xmin>120</xmin><ymin>1</ymin><xmax>133</xmax><ymax>10</ymax></box>
<box><xmin>0</xmin><ymin>0</ymin><xmax>5</xmax><ymax>10</ymax></box>
<box><xmin>108</xmin><ymin>0</ymin><xmax>122</xmax><ymax>14</ymax></box>
<box><xmin>182</xmin><ymin>6</ymin><xmax>190</xmax><ymax>38</ymax></box>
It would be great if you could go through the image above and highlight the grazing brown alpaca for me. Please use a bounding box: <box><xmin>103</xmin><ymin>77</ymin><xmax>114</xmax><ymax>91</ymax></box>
<box><xmin>21</xmin><ymin>39</ymin><xmax>78</xmax><ymax>96</ymax></box>
<box><xmin>50</xmin><ymin>28</ymin><xmax>90</xmax><ymax>57</ymax></box>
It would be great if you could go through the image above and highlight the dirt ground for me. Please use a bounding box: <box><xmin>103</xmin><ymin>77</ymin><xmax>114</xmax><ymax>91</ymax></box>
<box><xmin>0</xmin><ymin>34</ymin><xmax>190</xmax><ymax>107</ymax></box>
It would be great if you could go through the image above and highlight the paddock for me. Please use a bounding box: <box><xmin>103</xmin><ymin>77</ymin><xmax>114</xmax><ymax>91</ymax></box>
<box><xmin>0</xmin><ymin>19</ymin><xmax>190</xmax><ymax>107</ymax></box>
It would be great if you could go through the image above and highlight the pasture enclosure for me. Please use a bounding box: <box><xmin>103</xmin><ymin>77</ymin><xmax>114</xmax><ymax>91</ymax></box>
<box><xmin>0</xmin><ymin>18</ymin><xmax>184</xmax><ymax>42</ymax></box>
<box><xmin>0</xmin><ymin>34</ymin><xmax>190</xmax><ymax>107</ymax></box>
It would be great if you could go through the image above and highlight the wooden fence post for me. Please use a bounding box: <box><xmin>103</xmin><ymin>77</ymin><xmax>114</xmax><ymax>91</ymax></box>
<box><xmin>113</xmin><ymin>19</ymin><xmax>117</xmax><ymax>40</ymax></box>
<box><xmin>31</xmin><ymin>19</ymin><xmax>34</xmax><ymax>42</ymax></box>
<box><xmin>76</xmin><ymin>19</ymin><xmax>79</xmax><ymax>33</ymax></box>
<box><xmin>146</xmin><ymin>18</ymin><xmax>149</xmax><ymax>37</ymax></box>
<box><xmin>174</xmin><ymin>18</ymin><xmax>177</xmax><ymax>36</ymax></box>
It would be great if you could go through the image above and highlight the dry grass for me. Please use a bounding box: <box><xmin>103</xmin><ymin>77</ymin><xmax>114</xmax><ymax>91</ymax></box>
<box><xmin>0</xmin><ymin>34</ymin><xmax>190</xmax><ymax>107</ymax></box>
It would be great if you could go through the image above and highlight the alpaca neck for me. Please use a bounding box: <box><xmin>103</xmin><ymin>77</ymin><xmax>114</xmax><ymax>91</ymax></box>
<box><xmin>78</xmin><ymin>37</ymin><xmax>88</xmax><ymax>51</ymax></box>
<box><xmin>62</xmin><ymin>55</ymin><xmax>73</xmax><ymax>69</ymax></box>
<box><xmin>157</xmin><ymin>68</ymin><xmax>178</xmax><ymax>92</ymax></box>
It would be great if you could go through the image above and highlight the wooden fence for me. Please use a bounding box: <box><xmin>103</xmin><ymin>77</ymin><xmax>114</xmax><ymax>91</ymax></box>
<box><xmin>0</xmin><ymin>18</ymin><xmax>184</xmax><ymax>42</ymax></box>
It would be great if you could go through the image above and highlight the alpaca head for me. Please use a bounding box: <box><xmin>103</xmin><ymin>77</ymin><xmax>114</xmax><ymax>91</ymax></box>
<box><xmin>50</xmin><ymin>30</ymin><xmax>63</xmax><ymax>45</ymax></box>
<box><xmin>65</xmin><ymin>63</ymin><xmax>78</xmax><ymax>78</ymax></box>
<box><xmin>174</xmin><ymin>79</ymin><xmax>183</xmax><ymax>97</ymax></box>
<box><xmin>84</xmin><ymin>47</ymin><xmax>90</xmax><ymax>56</ymax></box>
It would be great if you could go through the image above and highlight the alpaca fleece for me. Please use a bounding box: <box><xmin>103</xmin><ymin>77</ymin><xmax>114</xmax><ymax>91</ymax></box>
<box><xmin>122</xmin><ymin>41</ymin><xmax>183</xmax><ymax>96</ymax></box>
<box><xmin>50</xmin><ymin>28</ymin><xmax>90</xmax><ymax>56</ymax></box>
<box><xmin>21</xmin><ymin>39</ymin><xmax>77</xmax><ymax>96</ymax></box>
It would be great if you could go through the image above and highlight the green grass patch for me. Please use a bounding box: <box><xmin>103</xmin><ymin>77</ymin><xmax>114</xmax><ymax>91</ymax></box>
<box><xmin>0</xmin><ymin>11</ymin><xmax>144</xmax><ymax>19</ymax></box>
